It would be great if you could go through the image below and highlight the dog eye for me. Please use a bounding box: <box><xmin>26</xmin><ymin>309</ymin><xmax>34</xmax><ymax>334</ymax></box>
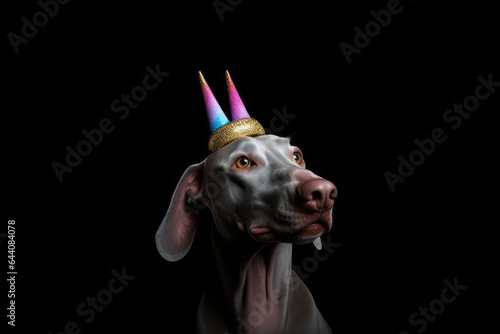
<box><xmin>293</xmin><ymin>152</ymin><xmax>303</xmax><ymax>164</ymax></box>
<box><xmin>235</xmin><ymin>156</ymin><xmax>252</xmax><ymax>169</ymax></box>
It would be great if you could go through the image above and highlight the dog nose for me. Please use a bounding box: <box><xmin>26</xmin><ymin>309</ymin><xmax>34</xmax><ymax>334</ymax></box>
<box><xmin>298</xmin><ymin>179</ymin><xmax>337</xmax><ymax>212</ymax></box>
<box><xmin>299</xmin><ymin>180</ymin><xmax>337</xmax><ymax>212</ymax></box>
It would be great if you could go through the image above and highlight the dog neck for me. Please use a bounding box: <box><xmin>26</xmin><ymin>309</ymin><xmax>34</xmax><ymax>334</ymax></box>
<box><xmin>211</xmin><ymin>225</ymin><xmax>295</xmax><ymax>333</ymax></box>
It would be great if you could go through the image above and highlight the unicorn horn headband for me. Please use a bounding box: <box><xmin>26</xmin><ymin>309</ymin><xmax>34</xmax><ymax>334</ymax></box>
<box><xmin>199</xmin><ymin>70</ymin><xmax>266</xmax><ymax>152</ymax></box>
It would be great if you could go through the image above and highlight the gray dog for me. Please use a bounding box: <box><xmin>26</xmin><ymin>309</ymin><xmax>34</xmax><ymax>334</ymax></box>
<box><xmin>156</xmin><ymin>71</ymin><xmax>337</xmax><ymax>333</ymax></box>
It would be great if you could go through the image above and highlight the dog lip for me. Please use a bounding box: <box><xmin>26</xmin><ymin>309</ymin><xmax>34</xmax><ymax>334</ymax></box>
<box><xmin>299</xmin><ymin>211</ymin><xmax>332</xmax><ymax>231</ymax></box>
<box><xmin>300</xmin><ymin>220</ymin><xmax>328</xmax><ymax>236</ymax></box>
<box><xmin>249</xmin><ymin>226</ymin><xmax>274</xmax><ymax>236</ymax></box>
<box><xmin>249</xmin><ymin>217</ymin><xmax>330</xmax><ymax>240</ymax></box>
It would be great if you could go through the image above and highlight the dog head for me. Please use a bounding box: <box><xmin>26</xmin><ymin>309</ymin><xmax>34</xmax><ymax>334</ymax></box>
<box><xmin>155</xmin><ymin>134</ymin><xmax>337</xmax><ymax>262</ymax></box>
<box><xmin>156</xmin><ymin>71</ymin><xmax>337</xmax><ymax>261</ymax></box>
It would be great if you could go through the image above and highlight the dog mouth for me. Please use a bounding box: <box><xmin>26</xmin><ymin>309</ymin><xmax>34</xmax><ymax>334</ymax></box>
<box><xmin>249</xmin><ymin>215</ymin><xmax>331</xmax><ymax>248</ymax></box>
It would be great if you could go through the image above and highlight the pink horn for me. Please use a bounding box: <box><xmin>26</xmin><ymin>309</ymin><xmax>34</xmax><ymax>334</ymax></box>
<box><xmin>225</xmin><ymin>70</ymin><xmax>250</xmax><ymax>120</ymax></box>
<box><xmin>199</xmin><ymin>71</ymin><xmax>230</xmax><ymax>132</ymax></box>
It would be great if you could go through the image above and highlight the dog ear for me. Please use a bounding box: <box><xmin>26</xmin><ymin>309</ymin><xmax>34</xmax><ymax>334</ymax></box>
<box><xmin>155</xmin><ymin>161</ymin><xmax>206</xmax><ymax>262</ymax></box>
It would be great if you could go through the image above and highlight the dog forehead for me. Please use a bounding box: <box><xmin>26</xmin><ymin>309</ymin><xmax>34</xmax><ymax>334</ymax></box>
<box><xmin>207</xmin><ymin>135</ymin><xmax>294</xmax><ymax>165</ymax></box>
<box><xmin>254</xmin><ymin>134</ymin><xmax>292</xmax><ymax>147</ymax></box>
<box><xmin>242</xmin><ymin>135</ymin><xmax>292</xmax><ymax>150</ymax></box>
<box><xmin>227</xmin><ymin>135</ymin><xmax>293</xmax><ymax>156</ymax></box>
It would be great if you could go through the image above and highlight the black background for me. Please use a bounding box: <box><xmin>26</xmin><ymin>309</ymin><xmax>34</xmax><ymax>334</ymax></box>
<box><xmin>4</xmin><ymin>0</ymin><xmax>500</xmax><ymax>333</ymax></box>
